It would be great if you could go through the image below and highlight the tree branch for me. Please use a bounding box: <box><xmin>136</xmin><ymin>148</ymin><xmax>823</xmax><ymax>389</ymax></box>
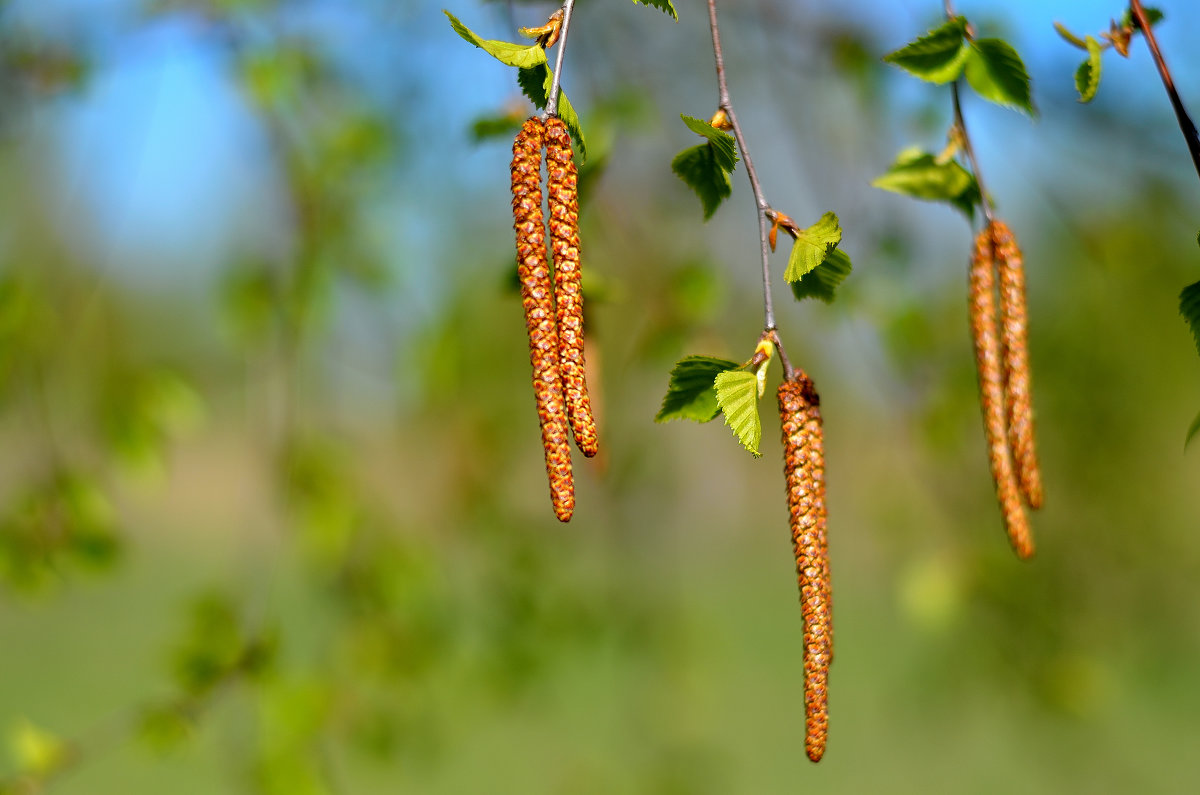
<box><xmin>545</xmin><ymin>0</ymin><xmax>575</xmax><ymax>118</ymax></box>
<box><xmin>706</xmin><ymin>0</ymin><xmax>776</xmax><ymax>332</ymax></box>
<box><xmin>1129</xmin><ymin>0</ymin><xmax>1200</xmax><ymax>183</ymax></box>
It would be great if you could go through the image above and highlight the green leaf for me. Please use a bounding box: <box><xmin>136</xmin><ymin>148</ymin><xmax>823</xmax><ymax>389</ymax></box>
<box><xmin>1122</xmin><ymin>7</ymin><xmax>1164</xmax><ymax>30</ymax></box>
<box><xmin>1185</xmin><ymin>408</ymin><xmax>1200</xmax><ymax>452</ymax></box>
<box><xmin>470</xmin><ymin>112</ymin><xmax>524</xmax><ymax>142</ymax></box>
<box><xmin>631</xmin><ymin>0</ymin><xmax>677</xmax><ymax>20</ymax></box>
<box><xmin>556</xmin><ymin>87</ymin><xmax>587</xmax><ymax>163</ymax></box>
<box><xmin>872</xmin><ymin>148</ymin><xmax>981</xmax><ymax>218</ymax></box>
<box><xmin>882</xmin><ymin>16</ymin><xmax>970</xmax><ymax>84</ymax></box>
<box><xmin>1075</xmin><ymin>36</ymin><xmax>1103</xmax><ymax>103</ymax></box>
<box><xmin>1180</xmin><ymin>279</ymin><xmax>1200</xmax><ymax>357</ymax></box>
<box><xmin>1053</xmin><ymin>22</ymin><xmax>1088</xmax><ymax>50</ymax></box>
<box><xmin>516</xmin><ymin>64</ymin><xmax>587</xmax><ymax>161</ymax></box>
<box><xmin>792</xmin><ymin>248</ymin><xmax>853</xmax><ymax>303</ymax></box>
<box><xmin>680</xmin><ymin>115</ymin><xmax>738</xmax><ymax>171</ymax></box>
<box><xmin>714</xmin><ymin>370</ymin><xmax>762</xmax><ymax>457</ymax></box>
<box><xmin>964</xmin><ymin>38</ymin><xmax>1036</xmax><ymax>115</ymax></box>
<box><xmin>445</xmin><ymin>11</ymin><xmax>547</xmax><ymax>69</ymax></box>
<box><xmin>784</xmin><ymin>212</ymin><xmax>842</xmax><ymax>283</ymax></box>
<box><xmin>672</xmin><ymin>143</ymin><xmax>732</xmax><ymax>220</ymax></box>
<box><xmin>655</xmin><ymin>355</ymin><xmax>740</xmax><ymax>423</ymax></box>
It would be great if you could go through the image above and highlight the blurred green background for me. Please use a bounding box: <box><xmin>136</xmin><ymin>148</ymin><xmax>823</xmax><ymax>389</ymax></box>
<box><xmin>1</xmin><ymin>0</ymin><xmax>1199</xmax><ymax>792</ymax></box>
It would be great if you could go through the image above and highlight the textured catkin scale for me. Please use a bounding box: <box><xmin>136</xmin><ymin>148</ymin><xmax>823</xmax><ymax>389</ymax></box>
<box><xmin>778</xmin><ymin>374</ymin><xmax>831</xmax><ymax>763</ymax></box>
<box><xmin>512</xmin><ymin>117</ymin><xmax>574</xmax><ymax>522</ymax></box>
<box><xmin>992</xmin><ymin>220</ymin><xmax>1043</xmax><ymax>510</ymax></box>
<box><xmin>543</xmin><ymin>117</ymin><xmax>598</xmax><ymax>458</ymax></box>
<box><xmin>970</xmin><ymin>227</ymin><xmax>1034</xmax><ymax>558</ymax></box>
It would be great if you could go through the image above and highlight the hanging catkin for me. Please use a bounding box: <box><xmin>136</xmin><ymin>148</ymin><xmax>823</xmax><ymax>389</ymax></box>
<box><xmin>778</xmin><ymin>373</ymin><xmax>831</xmax><ymax>763</ymax></box>
<box><xmin>992</xmin><ymin>220</ymin><xmax>1043</xmax><ymax>510</ymax></box>
<box><xmin>512</xmin><ymin>117</ymin><xmax>574</xmax><ymax>522</ymax></box>
<box><xmin>969</xmin><ymin>225</ymin><xmax>1033</xmax><ymax>558</ymax></box>
<box><xmin>543</xmin><ymin>117</ymin><xmax>598</xmax><ymax>458</ymax></box>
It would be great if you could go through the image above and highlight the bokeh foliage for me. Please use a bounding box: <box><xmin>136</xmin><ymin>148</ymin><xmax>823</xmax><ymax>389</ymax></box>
<box><xmin>0</xmin><ymin>1</ymin><xmax>1198</xmax><ymax>793</ymax></box>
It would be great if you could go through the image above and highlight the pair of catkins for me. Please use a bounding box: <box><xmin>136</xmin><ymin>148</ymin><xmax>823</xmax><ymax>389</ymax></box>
<box><xmin>510</xmin><ymin>115</ymin><xmax>596</xmax><ymax>522</ymax></box>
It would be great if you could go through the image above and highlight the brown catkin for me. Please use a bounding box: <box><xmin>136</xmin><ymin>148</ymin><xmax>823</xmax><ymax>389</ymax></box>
<box><xmin>778</xmin><ymin>373</ymin><xmax>831</xmax><ymax>763</ymax></box>
<box><xmin>992</xmin><ymin>220</ymin><xmax>1043</xmax><ymax>510</ymax></box>
<box><xmin>970</xmin><ymin>226</ymin><xmax>1034</xmax><ymax>558</ymax></box>
<box><xmin>512</xmin><ymin>117</ymin><xmax>574</xmax><ymax>522</ymax></box>
<box><xmin>543</xmin><ymin>117</ymin><xmax>598</xmax><ymax>458</ymax></box>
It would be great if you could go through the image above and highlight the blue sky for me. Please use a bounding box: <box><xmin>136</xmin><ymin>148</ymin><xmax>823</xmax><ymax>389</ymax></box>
<box><xmin>5</xmin><ymin>0</ymin><xmax>1199</xmax><ymax>298</ymax></box>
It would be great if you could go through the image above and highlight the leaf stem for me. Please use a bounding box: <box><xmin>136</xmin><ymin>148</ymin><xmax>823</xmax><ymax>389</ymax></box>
<box><xmin>1129</xmin><ymin>0</ymin><xmax>1200</xmax><ymax>183</ymax></box>
<box><xmin>944</xmin><ymin>0</ymin><xmax>995</xmax><ymax>227</ymax></box>
<box><xmin>706</xmin><ymin>0</ymin><xmax>776</xmax><ymax>331</ymax></box>
<box><xmin>545</xmin><ymin>0</ymin><xmax>575</xmax><ymax>118</ymax></box>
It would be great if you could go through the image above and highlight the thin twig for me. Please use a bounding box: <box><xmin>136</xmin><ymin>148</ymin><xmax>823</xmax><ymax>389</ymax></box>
<box><xmin>951</xmin><ymin>83</ymin><xmax>995</xmax><ymax>227</ymax></box>
<box><xmin>1129</xmin><ymin>0</ymin><xmax>1200</xmax><ymax>183</ymax></box>
<box><xmin>545</xmin><ymin>0</ymin><xmax>575</xmax><ymax>118</ymax></box>
<box><xmin>706</xmin><ymin>0</ymin><xmax>776</xmax><ymax>331</ymax></box>
<box><xmin>766</xmin><ymin>328</ymin><xmax>796</xmax><ymax>381</ymax></box>
<box><xmin>944</xmin><ymin>0</ymin><xmax>994</xmax><ymax>227</ymax></box>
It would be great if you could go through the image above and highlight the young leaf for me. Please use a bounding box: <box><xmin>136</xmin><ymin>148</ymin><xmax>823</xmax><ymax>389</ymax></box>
<box><xmin>445</xmin><ymin>12</ymin><xmax>548</xmax><ymax>69</ymax></box>
<box><xmin>784</xmin><ymin>212</ymin><xmax>842</xmax><ymax>283</ymax></box>
<box><xmin>964</xmin><ymin>38</ymin><xmax>1036</xmax><ymax>116</ymax></box>
<box><xmin>1075</xmin><ymin>36</ymin><xmax>1103</xmax><ymax>103</ymax></box>
<box><xmin>655</xmin><ymin>355</ymin><xmax>740</xmax><ymax>423</ymax></box>
<box><xmin>1180</xmin><ymin>279</ymin><xmax>1200</xmax><ymax>357</ymax></box>
<box><xmin>1186</xmin><ymin>408</ymin><xmax>1200</xmax><ymax>451</ymax></box>
<box><xmin>680</xmin><ymin>115</ymin><xmax>738</xmax><ymax>171</ymax></box>
<box><xmin>517</xmin><ymin>63</ymin><xmax>587</xmax><ymax>160</ymax></box>
<box><xmin>470</xmin><ymin>112</ymin><xmax>524</xmax><ymax>142</ymax></box>
<box><xmin>792</xmin><ymin>248</ymin><xmax>853</xmax><ymax>303</ymax></box>
<box><xmin>1053</xmin><ymin>22</ymin><xmax>1088</xmax><ymax>50</ymax></box>
<box><xmin>882</xmin><ymin>16</ymin><xmax>970</xmax><ymax>84</ymax></box>
<box><xmin>714</xmin><ymin>370</ymin><xmax>762</xmax><ymax>457</ymax></box>
<box><xmin>673</xmin><ymin>144</ymin><xmax>732</xmax><ymax>220</ymax></box>
<box><xmin>631</xmin><ymin>0</ymin><xmax>678</xmax><ymax>20</ymax></box>
<box><xmin>872</xmin><ymin>148</ymin><xmax>981</xmax><ymax>218</ymax></box>
<box><xmin>1122</xmin><ymin>7</ymin><xmax>1165</xmax><ymax>30</ymax></box>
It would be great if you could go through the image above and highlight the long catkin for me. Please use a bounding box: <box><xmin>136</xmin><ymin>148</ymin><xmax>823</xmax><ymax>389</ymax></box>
<box><xmin>543</xmin><ymin>117</ymin><xmax>598</xmax><ymax>458</ymax></box>
<box><xmin>992</xmin><ymin>220</ymin><xmax>1043</xmax><ymax>510</ymax></box>
<box><xmin>969</xmin><ymin>226</ymin><xmax>1033</xmax><ymax>558</ymax></box>
<box><xmin>778</xmin><ymin>373</ymin><xmax>832</xmax><ymax>763</ymax></box>
<box><xmin>512</xmin><ymin>117</ymin><xmax>574</xmax><ymax>522</ymax></box>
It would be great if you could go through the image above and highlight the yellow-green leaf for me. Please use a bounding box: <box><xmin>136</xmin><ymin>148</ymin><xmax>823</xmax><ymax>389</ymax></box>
<box><xmin>445</xmin><ymin>11</ymin><xmax>547</xmax><ymax>69</ymax></box>
<box><xmin>1075</xmin><ymin>36</ymin><xmax>1103</xmax><ymax>103</ymax></box>
<box><xmin>714</xmin><ymin>370</ymin><xmax>762</xmax><ymax>457</ymax></box>
<box><xmin>784</xmin><ymin>211</ymin><xmax>842</xmax><ymax>283</ymax></box>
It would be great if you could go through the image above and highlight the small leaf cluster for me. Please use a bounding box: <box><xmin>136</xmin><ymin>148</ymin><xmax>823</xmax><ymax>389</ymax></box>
<box><xmin>1055</xmin><ymin>7</ymin><xmax>1164</xmax><ymax>102</ymax></box>
<box><xmin>656</xmin><ymin>347</ymin><xmax>772</xmax><ymax>457</ymax></box>
<box><xmin>883</xmin><ymin>16</ymin><xmax>1035</xmax><ymax>115</ymax></box>
<box><xmin>445</xmin><ymin>11</ymin><xmax>589</xmax><ymax>158</ymax></box>
<box><xmin>672</xmin><ymin>115</ymin><xmax>738</xmax><ymax>220</ymax></box>
<box><xmin>779</xmin><ymin>211</ymin><xmax>855</xmax><ymax>304</ymax></box>
<box><xmin>875</xmin><ymin>15</ymin><xmax>1032</xmax><ymax>217</ymax></box>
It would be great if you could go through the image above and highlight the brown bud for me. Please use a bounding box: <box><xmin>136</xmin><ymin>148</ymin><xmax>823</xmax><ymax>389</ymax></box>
<box><xmin>992</xmin><ymin>220</ymin><xmax>1043</xmax><ymax>510</ymax></box>
<box><xmin>970</xmin><ymin>225</ymin><xmax>1033</xmax><ymax>558</ymax></box>
<box><xmin>544</xmin><ymin>116</ymin><xmax>598</xmax><ymax>458</ymax></box>
<box><xmin>512</xmin><ymin>117</ymin><xmax>574</xmax><ymax>521</ymax></box>
<box><xmin>778</xmin><ymin>373</ymin><xmax>832</xmax><ymax>763</ymax></box>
